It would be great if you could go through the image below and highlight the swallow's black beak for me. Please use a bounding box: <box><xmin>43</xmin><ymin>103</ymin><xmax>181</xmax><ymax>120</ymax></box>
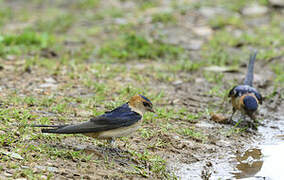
<box><xmin>147</xmin><ymin>107</ymin><xmax>155</xmax><ymax>113</ymax></box>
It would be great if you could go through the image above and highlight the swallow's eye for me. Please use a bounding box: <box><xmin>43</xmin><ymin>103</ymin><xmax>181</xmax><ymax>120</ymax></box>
<box><xmin>143</xmin><ymin>102</ymin><xmax>151</xmax><ymax>108</ymax></box>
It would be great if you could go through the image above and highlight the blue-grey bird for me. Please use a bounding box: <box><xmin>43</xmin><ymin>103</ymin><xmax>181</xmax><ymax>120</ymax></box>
<box><xmin>32</xmin><ymin>95</ymin><xmax>154</xmax><ymax>145</ymax></box>
<box><xmin>228</xmin><ymin>52</ymin><xmax>262</xmax><ymax>123</ymax></box>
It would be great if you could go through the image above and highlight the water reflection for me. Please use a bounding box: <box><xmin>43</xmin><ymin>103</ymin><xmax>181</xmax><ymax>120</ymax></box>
<box><xmin>255</xmin><ymin>143</ymin><xmax>284</xmax><ymax>179</ymax></box>
<box><xmin>232</xmin><ymin>148</ymin><xmax>263</xmax><ymax>179</ymax></box>
<box><xmin>232</xmin><ymin>141</ymin><xmax>284</xmax><ymax>179</ymax></box>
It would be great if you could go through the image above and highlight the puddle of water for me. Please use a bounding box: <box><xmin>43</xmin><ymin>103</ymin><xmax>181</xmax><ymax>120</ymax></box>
<box><xmin>256</xmin><ymin>143</ymin><xmax>284</xmax><ymax>179</ymax></box>
<box><xmin>171</xmin><ymin>114</ymin><xmax>284</xmax><ymax>179</ymax></box>
<box><xmin>276</xmin><ymin>135</ymin><xmax>284</xmax><ymax>140</ymax></box>
<box><xmin>232</xmin><ymin>148</ymin><xmax>263</xmax><ymax>179</ymax></box>
<box><xmin>231</xmin><ymin>126</ymin><xmax>284</xmax><ymax>179</ymax></box>
<box><xmin>171</xmin><ymin>142</ymin><xmax>284</xmax><ymax>180</ymax></box>
<box><xmin>172</xmin><ymin>142</ymin><xmax>284</xmax><ymax>180</ymax></box>
<box><xmin>233</xmin><ymin>143</ymin><xmax>284</xmax><ymax>180</ymax></box>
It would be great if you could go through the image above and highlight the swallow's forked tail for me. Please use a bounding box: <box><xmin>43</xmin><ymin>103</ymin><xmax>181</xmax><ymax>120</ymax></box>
<box><xmin>243</xmin><ymin>51</ymin><xmax>257</xmax><ymax>86</ymax></box>
<box><xmin>31</xmin><ymin>124</ymin><xmax>69</xmax><ymax>133</ymax></box>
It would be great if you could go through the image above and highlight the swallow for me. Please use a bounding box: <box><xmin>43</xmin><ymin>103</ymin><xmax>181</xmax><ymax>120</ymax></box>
<box><xmin>32</xmin><ymin>95</ymin><xmax>154</xmax><ymax>145</ymax></box>
<box><xmin>228</xmin><ymin>51</ymin><xmax>262</xmax><ymax>125</ymax></box>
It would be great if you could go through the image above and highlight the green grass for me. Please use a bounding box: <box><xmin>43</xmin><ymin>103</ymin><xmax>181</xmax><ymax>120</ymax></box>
<box><xmin>98</xmin><ymin>32</ymin><xmax>185</xmax><ymax>62</ymax></box>
<box><xmin>168</xmin><ymin>60</ymin><xmax>203</xmax><ymax>72</ymax></box>
<box><xmin>179</xmin><ymin>128</ymin><xmax>206</xmax><ymax>142</ymax></box>
<box><xmin>0</xmin><ymin>32</ymin><xmax>55</xmax><ymax>57</ymax></box>
<box><xmin>128</xmin><ymin>150</ymin><xmax>172</xmax><ymax>178</ymax></box>
<box><xmin>151</xmin><ymin>12</ymin><xmax>176</xmax><ymax>24</ymax></box>
<box><xmin>192</xmin><ymin>0</ymin><xmax>269</xmax><ymax>12</ymax></box>
<box><xmin>139</xmin><ymin>0</ymin><xmax>160</xmax><ymax>10</ymax></box>
<box><xmin>205</xmin><ymin>24</ymin><xmax>283</xmax><ymax>49</ymax></box>
<box><xmin>271</xmin><ymin>64</ymin><xmax>284</xmax><ymax>84</ymax></box>
<box><xmin>0</xmin><ymin>7</ymin><xmax>12</xmax><ymax>27</ymax></box>
<box><xmin>209</xmin><ymin>15</ymin><xmax>244</xmax><ymax>29</ymax></box>
<box><xmin>1</xmin><ymin>32</ymin><xmax>53</xmax><ymax>46</ymax></box>
<box><xmin>33</xmin><ymin>14</ymin><xmax>75</xmax><ymax>33</ymax></box>
<box><xmin>74</xmin><ymin>0</ymin><xmax>100</xmax><ymax>10</ymax></box>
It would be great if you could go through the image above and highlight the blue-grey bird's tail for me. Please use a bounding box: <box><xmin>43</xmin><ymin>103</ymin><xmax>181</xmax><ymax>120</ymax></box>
<box><xmin>243</xmin><ymin>51</ymin><xmax>257</xmax><ymax>86</ymax></box>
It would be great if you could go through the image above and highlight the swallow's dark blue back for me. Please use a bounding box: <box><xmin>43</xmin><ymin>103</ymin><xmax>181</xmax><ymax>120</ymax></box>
<box><xmin>97</xmin><ymin>103</ymin><xmax>142</xmax><ymax>126</ymax></box>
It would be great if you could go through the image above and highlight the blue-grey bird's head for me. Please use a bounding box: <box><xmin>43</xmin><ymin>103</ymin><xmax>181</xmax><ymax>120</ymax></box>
<box><xmin>243</xmin><ymin>95</ymin><xmax>258</xmax><ymax>112</ymax></box>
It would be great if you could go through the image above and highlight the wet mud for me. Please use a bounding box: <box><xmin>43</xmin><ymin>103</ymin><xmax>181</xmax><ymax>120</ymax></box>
<box><xmin>170</xmin><ymin>95</ymin><xmax>284</xmax><ymax>179</ymax></box>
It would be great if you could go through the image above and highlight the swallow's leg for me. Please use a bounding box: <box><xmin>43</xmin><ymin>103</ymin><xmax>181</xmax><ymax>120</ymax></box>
<box><xmin>248</xmin><ymin>114</ymin><xmax>258</xmax><ymax>130</ymax></box>
<box><xmin>106</xmin><ymin>138</ymin><xmax>124</xmax><ymax>156</ymax></box>
<box><xmin>230</xmin><ymin>108</ymin><xmax>236</xmax><ymax>120</ymax></box>
<box><xmin>232</xmin><ymin>113</ymin><xmax>244</xmax><ymax>128</ymax></box>
<box><xmin>241</xmin><ymin>114</ymin><xmax>246</xmax><ymax>121</ymax></box>
<box><xmin>238</xmin><ymin>113</ymin><xmax>251</xmax><ymax>128</ymax></box>
<box><xmin>247</xmin><ymin>121</ymin><xmax>257</xmax><ymax>130</ymax></box>
<box><xmin>250</xmin><ymin>114</ymin><xmax>257</xmax><ymax>123</ymax></box>
<box><xmin>228</xmin><ymin>108</ymin><xmax>236</xmax><ymax>124</ymax></box>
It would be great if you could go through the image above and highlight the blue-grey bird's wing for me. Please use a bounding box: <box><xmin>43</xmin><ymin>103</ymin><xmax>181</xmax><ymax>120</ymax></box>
<box><xmin>39</xmin><ymin>103</ymin><xmax>142</xmax><ymax>134</ymax></box>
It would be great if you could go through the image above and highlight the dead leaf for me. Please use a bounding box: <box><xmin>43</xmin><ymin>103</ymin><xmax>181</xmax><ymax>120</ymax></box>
<box><xmin>210</xmin><ymin>113</ymin><xmax>229</xmax><ymax>124</ymax></box>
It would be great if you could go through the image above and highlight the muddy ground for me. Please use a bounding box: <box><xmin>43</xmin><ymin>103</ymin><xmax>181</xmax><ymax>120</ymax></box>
<box><xmin>0</xmin><ymin>0</ymin><xmax>283</xmax><ymax>179</ymax></box>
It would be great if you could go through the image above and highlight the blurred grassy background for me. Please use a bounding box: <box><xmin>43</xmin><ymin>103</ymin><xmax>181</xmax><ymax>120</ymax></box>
<box><xmin>0</xmin><ymin>0</ymin><xmax>283</xmax><ymax>179</ymax></box>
